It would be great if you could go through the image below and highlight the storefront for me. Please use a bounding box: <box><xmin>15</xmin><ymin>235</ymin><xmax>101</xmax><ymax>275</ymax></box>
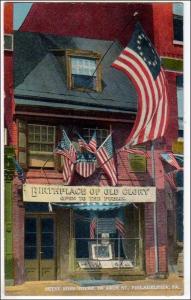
<box><xmin>23</xmin><ymin>185</ymin><xmax>156</xmax><ymax>281</ymax></box>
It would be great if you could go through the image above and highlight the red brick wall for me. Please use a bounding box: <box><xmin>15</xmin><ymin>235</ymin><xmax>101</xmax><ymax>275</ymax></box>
<box><xmin>165</xmin><ymin>71</ymin><xmax>179</xmax><ymax>146</ymax></box>
<box><xmin>20</xmin><ymin>3</ymin><xmax>154</xmax><ymax>47</ymax></box>
<box><xmin>15</xmin><ymin>121</ymin><xmax>168</xmax><ymax>277</ymax></box>
<box><xmin>152</xmin><ymin>3</ymin><xmax>183</xmax><ymax>58</ymax></box>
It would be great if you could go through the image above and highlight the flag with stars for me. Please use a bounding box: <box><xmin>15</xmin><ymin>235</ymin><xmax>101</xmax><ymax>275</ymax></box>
<box><xmin>75</xmin><ymin>152</ymin><xmax>97</xmax><ymax>178</ymax></box>
<box><xmin>160</xmin><ymin>152</ymin><xmax>183</xmax><ymax>171</ymax></box>
<box><xmin>112</xmin><ymin>22</ymin><xmax>169</xmax><ymax>146</ymax></box>
<box><xmin>96</xmin><ymin>133</ymin><xmax>117</xmax><ymax>186</ymax></box>
<box><xmin>55</xmin><ymin>129</ymin><xmax>77</xmax><ymax>184</ymax></box>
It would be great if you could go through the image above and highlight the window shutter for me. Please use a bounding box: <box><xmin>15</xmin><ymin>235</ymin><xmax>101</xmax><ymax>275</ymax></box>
<box><xmin>17</xmin><ymin>119</ymin><xmax>28</xmax><ymax>169</ymax></box>
<box><xmin>54</xmin><ymin>127</ymin><xmax>62</xmax><ymax>172</ymax></box>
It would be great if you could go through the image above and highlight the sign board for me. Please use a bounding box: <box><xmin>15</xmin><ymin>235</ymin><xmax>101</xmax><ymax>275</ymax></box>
<box><xmin>23</xmin><ymin>184</ymin><xmax>156</xmax><ymax>203</ymax></box>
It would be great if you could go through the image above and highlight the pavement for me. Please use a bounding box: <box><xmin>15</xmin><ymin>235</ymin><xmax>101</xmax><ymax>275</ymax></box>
<box><xmin>3</xmin><ymin>273</ymin><xmax>185</xmax><ymax>297</ymax></box>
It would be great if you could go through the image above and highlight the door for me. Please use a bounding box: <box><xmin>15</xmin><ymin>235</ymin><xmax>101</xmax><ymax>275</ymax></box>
<box><xmin>25</xmin><ymin>215</ymin><xmax>56</xmax><ymax>281</ymax></box>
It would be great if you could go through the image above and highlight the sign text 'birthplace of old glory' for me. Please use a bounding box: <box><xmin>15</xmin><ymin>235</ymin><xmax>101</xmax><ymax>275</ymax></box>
<box><xmin>23</xmin><ymin>184</ymin><xmax>156</xmax><ymax>203</ymax></box>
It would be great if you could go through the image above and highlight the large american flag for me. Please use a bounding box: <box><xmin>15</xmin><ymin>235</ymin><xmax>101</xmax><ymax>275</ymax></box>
<box><xmin>55</xmin><ymin>129</ymin><xmax>76</xmax><ymax>184</ymax></box>
<box><xmin>78</xmin><ymin>131</ymin><xmax>97</xmax><ymax>153</ymax></box>
<box><xmin>112</xmin><ymin>22</ymin><xmax>169</xmax><ymax>146</ymax></box>
<box><xmin>90</xmin><ymin>217</ymin><xmax>97</xmax><ymax>239</ymax></box>
<box><xmin>160</xmin><ymin>152</ymin><xmax>183</xmax><ymax>170</ymax></box>
<box><xmin>96</xmin><ymin>134</ymin><xmax>117</xmax><ymax>186</ymax></box>
<box><xmin>75</xmin><ymin>152</ymin><xmax>97</xmax><ymax>178</ymax></box>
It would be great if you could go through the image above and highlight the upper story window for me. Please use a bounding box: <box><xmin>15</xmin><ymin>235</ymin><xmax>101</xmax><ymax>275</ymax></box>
<box><xmin>176</xmin><ymin>75</ymin><xmax>183</xmax><ymax>132</ymax></box>
<box><xmin>81</xmin><ymin>127</ymin><xmax>110</xmax><ymax>147</ymax></box>
<box><xmin>173</xmin><ymin>3</ymin><xmax>183</xmax><ymax>43</ymax></box>
<box><xmin>28</xmin><ymin>124</ymin><xmax>56</xmax><ymax>167</ymax></box>
<box><xmin>17</xmin><ymin>121</ymin><xmax>56</xmax><ymax>169</ymax></box>
<box><xmin>66</xmin><ymin>49</ymin><xmax>102</xmax><ymax>92</ymax></box>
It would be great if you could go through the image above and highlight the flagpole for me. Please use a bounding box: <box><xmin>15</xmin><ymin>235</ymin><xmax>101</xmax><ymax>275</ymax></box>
<box><xmin>151</xmin><ymin>141</ymin><xmax>159</xmax><ymax>275</ymax></box>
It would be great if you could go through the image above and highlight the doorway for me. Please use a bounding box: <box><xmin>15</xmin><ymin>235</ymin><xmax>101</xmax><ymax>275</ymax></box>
<box><xmin>24</xmin><ymin>214</ymin><xmax>56</xmax><ymax>281</ymax></box>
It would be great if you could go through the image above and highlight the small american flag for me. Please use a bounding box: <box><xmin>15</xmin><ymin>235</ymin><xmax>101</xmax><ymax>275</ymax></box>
<box><xmin>78</xmin><ymin>131</ymin><xmax>97</xmax><ymax>153</ymax></box>
<box><xmin>90</xmin><ymin>217</ymin><xmax>97</xmax><ymax>239</ymax></box>
<box><xmin>96</xmin><ymin>134</ymin><xmax>117</xmax><ymax>186</ymax></box>
<box><xmin>164</xmin><ymin>171</ymin><xmax>177</xmax><ymax>190</ymax></box>
<box><xmin>75</xmin><ymin>152</ymin><xmax>97</xmax><ymax>178</ymax></box>
<box><xmin>13</xmin><ymin>159</ymin><xmax>26</xmax><ymax>183</ymax></box>
<box><xmin>55</xmin><ymin>129</ymin><xmax>77</xmax><ymax>184</ymax></box>
<box><xmin>112</xmin><ymin>22</ymin><xmax>169</xmax><ymax>146</ymax></box>
<box><xmin>115</xmin><ymin>217</ymin><xmax>126</xmax><ymax>238</ymax></box>
<box><xmin>160</xmin><ymin>152</ymin><xmax>182</xmax><ymax>170</ymax></box>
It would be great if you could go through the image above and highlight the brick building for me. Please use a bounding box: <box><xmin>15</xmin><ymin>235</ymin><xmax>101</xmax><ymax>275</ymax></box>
<box><xmin>5</xmin><ymin>2</ymin><xmax>184</xmax><ymax>284</ymax></box>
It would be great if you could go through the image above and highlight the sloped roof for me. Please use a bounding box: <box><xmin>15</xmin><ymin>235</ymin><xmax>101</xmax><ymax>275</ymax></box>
<box><xmin>14</xmin><ymin>31</ymin><xmax>137</xmax><ymax>113</ymax></box>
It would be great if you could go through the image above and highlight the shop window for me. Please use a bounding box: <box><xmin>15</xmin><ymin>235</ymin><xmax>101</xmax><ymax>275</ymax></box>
<box><xmin>66</xmin><ymin>49</ymin><xmax>102</xmax><ymax>92</ymax></box>
<box><xmin>128</xmin><ymin>146</ymin><xmax>147</xmax><ymax>173</ymax></box>
<box><xmin>73</xmin><ymin>205</ymin><xmax>143</xmax><ymax>271</ymax></box>
<box><xmin>173</xmin><ymin>3</ymin><xmax>183</xmax><ymax>43</ymax></box>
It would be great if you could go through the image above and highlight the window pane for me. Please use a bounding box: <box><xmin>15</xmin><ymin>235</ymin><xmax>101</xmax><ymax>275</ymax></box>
<box><xmin>176</xmin><ymin>75</ymin><xmax>183</xmax><ymax>130</ymax></box>
<box><xmin>72</xmin><ymin>74</ymin><xmax>95</xmax><ymax>89</ymax></box>
<box><xmin>41</xmin><ymin>247</ymin><xmax>54</xmax><ymax>259</ymax></box>
<box><xmin>25</xmin><ymin>246</ymin><xmax>37</xmax><ymax>259</ymax></box>
<box><xmin>25</xmin><ymin>218</ymin><xmax>36</xmax><ymax>233</ymax></box>
<box><xmin>173</xmin><ymin>3</ymin><xmax>183</xmax><ymax>16</ymax></box>
<box><xmin>71</xmin><ymin>57</ymin><xmax>96</xmax><ymax>76</ymax></box>
<box><xmin>41</xmin><ymin>233</ymin><xmax>54</xmax><ymax>246</ymax></box>
<box><xmin>25</xmin><ymin>233</ymin><xmax>36</xmax><ymax>246</ymax></box>
<box><xmin>173</xmin><ymin>16</ymin><xmax>183</xmax><ymax>41</ymax></box>
<box><xmin>41</xmin><ymin>218</ymin><xmax>54</xmax><ymax>232</ymax></box>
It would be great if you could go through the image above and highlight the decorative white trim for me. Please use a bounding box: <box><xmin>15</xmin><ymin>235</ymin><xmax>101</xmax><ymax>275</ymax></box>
<box><xmin>173</xmin><ymin>40</ymin><xmax>183</xmax><ymax>46</ymax></box>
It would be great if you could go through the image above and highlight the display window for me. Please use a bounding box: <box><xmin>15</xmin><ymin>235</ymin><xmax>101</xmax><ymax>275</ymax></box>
<box><xmin>72</xmin><ymin>205</ymin><xmax>144</xmax><ymax>271</ymax></box>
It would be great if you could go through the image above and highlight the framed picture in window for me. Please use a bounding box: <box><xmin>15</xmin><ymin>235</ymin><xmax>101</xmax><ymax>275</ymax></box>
<box><xmin>88</xmin><ymin>242</ymin><xmax>114</xmax><ymax>260</ymax></box>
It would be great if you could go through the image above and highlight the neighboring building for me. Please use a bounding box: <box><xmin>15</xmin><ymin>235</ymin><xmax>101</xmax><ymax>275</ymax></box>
<box><xmin>8</xmin><ymin>2</ymin><xmax>183</xmax><ymax>284</ymax></box>
<box><xmin>4</xmin><ymin>2</ymin><xmax>15</xmax><ymax>286</ymax></box>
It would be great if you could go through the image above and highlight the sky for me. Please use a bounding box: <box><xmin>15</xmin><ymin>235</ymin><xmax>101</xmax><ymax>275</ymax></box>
<box><xmin>14</xmin><ymin>2</ymin><xmax>33</xmax><ymax>30</ymax></box>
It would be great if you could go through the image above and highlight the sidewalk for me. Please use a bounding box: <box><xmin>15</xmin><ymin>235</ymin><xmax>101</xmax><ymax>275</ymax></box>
<box><xmin>4</xmin><ymin>274</ymin><xmax>184</xmax><ymax>297</ymax></box>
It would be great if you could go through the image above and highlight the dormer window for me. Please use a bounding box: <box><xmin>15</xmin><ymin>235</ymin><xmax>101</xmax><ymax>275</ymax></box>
<box><xmin>66</xmin><ymin>49</ymin><xmax>102</xmax><ymax>92</ymax></box>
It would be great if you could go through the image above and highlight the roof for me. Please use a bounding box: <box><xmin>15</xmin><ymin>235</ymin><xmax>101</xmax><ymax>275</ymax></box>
<box><xmin>14</xmin><ymin>31</ymin><xmax>137</xmax><ymax>114</ymax></box>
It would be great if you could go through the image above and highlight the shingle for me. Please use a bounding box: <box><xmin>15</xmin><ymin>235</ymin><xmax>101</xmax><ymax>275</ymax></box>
<box><xmin>14</xmin><ymin>31</ymin><xmax>137</xmax><ymax>113</ymax></box>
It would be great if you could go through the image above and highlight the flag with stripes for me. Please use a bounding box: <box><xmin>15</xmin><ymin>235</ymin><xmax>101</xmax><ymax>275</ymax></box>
<box><xmin>78</xmin><ymin>131</ymin><xmax>97</xmax><ymax>153</ymax></box>
<box><xmin>55</xmin><ymin>129</ymin><xmax>77</xmax><ymax>184</ymax></box>
<box><xmin>115</xmin><ymin>217</ymin><xmax>126</xmax><ymax>238</ymax></box>
<box><xmin>75</xmin><ymin>152</ymin><xmax>97</xmax><ymax>178</ymax></box>
<box><xmin>112</xmin><ymin>22</ymin><xmax>169</xmax><ymax>146</ymax></box>
<box><xmin>96</xmin><ymin>134</ymin><xmax>117</xmax><ymax>186</ymax></box>
<box><xmin>122</xmin><ymin>147</ymin><xmax>150</xmax><ymax>158</ymax></box>
<box><xmin>13</xmin><ymin>159</ymin><xmax>26</xmax><ymax>183</ymax></box>
<box><xmin>164</xmin><ymin>171</ymin><xmax>177</xmax><ymax>190</ymax></box>
<box><xmin>160</xmin><ymin>152</ymin><xmax>183</xmax><ymax>170</ymax></box>
<box><xmin>90</xmin><ymin>217</ymin><xmax>97</xmax><ymax>239</ymax></box>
